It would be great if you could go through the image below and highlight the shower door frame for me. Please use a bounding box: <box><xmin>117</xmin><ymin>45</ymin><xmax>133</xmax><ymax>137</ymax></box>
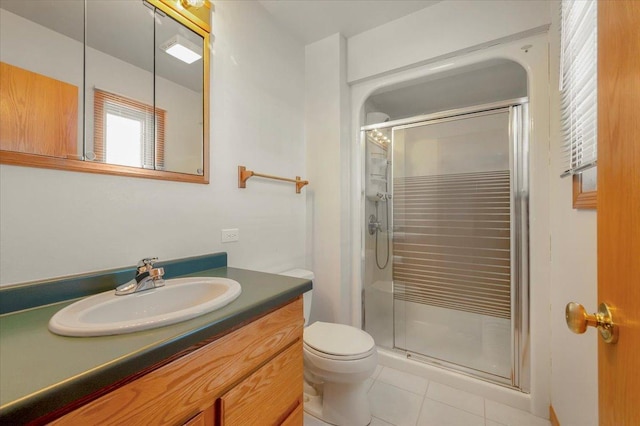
<box><xmin>361</xmin><ymin>97</ymin><xmax>530</xmax><ymax>392</ymax></box>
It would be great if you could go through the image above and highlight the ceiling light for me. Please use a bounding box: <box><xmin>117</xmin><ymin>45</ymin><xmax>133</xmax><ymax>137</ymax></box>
<box><xmin>160</xmin><ymin>34</ymin><xmax>202</xmax><ymax>64</ymax></box>
<box><xmin>181</xmin><ymin>0</ymin><xmax>205</xmax><ymax>8</ymax></box>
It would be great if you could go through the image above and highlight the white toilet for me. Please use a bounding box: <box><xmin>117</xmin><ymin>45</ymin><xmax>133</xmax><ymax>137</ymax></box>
<box><xmin>280</xmin><ymin>269</ymin><xmax>377</xmax><ymax>426</ymax></box>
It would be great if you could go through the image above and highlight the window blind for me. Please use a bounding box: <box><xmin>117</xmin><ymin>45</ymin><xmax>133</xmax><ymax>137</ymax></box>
<box><xmin>560</xmin><ymin>0</ymin><xmax>597</xmax><ymax>177</ymax></box>
<box><xmin>93</xmin><ymin>89</ymin><xmax>165</xmax><ymax>170</ymax></box>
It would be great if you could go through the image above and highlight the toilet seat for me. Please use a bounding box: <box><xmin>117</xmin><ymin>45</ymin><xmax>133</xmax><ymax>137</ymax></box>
<box><xmin>304</xmin><ymin>321</ymin><xmax>375</xmax><ymax>360</ymax></box>
<box><xmin>304</xmin><ymin>342</ymin><xmax>376</xmax><ymax>361</ymax></box>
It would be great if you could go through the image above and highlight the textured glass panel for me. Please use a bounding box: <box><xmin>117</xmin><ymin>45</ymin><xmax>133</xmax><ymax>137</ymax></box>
<box><xmin>363</xmin><ymin>128</ymin><xmax>394</xmax><ymax>348</ymax></box>
<box><xmin>392</xmin><ymin>110</ymin><xmax>512</xmax><ymax>380</ymax></box>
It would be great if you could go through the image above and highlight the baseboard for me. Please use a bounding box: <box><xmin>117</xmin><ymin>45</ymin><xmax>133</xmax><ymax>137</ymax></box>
<box><xmin>550</xmin><ymin>405</ymin><xmax>560</xmax><ymax>426</ymax></box>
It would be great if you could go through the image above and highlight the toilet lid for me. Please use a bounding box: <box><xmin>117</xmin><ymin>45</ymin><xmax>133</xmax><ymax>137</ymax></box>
<box><xmin>304</xmin><ymin>321</ymin><xmax>375</xmax><ymax>357</ymax></box>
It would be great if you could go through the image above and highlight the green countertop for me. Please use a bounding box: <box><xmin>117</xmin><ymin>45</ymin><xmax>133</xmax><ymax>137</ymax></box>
<box><xmin>0</xmin><ymin>267</ymin><xmax>311</xmax><ymax>424</ymax></box>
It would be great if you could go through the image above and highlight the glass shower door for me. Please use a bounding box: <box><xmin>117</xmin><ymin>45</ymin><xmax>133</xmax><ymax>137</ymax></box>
<box><xmin>392</xmin><ymin>108</ymin><xmax>521</xmax><ymax>383</ymax></box>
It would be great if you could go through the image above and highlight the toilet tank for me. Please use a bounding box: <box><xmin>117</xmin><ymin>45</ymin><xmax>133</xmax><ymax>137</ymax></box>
<box><xmin>279</xmin><ymin>269</ymin><xmax>313</xmax><ymax>325</ymax></box>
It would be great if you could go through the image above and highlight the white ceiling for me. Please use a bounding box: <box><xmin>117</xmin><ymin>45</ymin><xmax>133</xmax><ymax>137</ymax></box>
<box><xmin>257</xmin><ymin>0</ymin><xmax>441</xmax><ymax>44</ymax></box>
<box><xmin>367</xmin><ymin>59</ymin><xmax>528</xmax><ymax>120</ymax></box>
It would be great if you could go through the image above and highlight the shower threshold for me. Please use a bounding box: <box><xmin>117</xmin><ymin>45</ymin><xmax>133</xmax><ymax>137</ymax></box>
<box><xmin>390</xmin><ymin>347</ymin><xmax>518</xmax><ymax>389</ymax></box>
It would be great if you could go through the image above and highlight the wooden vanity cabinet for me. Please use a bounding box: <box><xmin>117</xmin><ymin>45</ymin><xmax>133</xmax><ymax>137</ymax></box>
<box><xmin>219</xmin><ymin>341</ymin><xmax>303</xmax><ymax>425</ymax></box>
<box><xmin>51</xmin><ymin>298</ymin><xmax>304</xmax><ymax>426</ymax></box>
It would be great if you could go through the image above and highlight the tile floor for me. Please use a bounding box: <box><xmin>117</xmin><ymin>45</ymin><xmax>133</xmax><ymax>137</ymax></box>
<box><xmin>303</xmin><ymin>365</ymin><xmax>551</xmax><ymax>426</ymax></box>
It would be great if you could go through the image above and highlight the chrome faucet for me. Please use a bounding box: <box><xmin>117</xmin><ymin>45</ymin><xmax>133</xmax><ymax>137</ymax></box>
<box><xmin>115</xmin><ymin>258</ymin><xmax>165</xmax><ymax>295</ymax></box>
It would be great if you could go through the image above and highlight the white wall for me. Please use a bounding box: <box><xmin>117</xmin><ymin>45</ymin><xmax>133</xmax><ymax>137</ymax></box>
<box><xmin>304</xmin><ymin>34</ymin><xmax>351</xmax><ymax>324</ymax></box>
<box><xmin>547</xmin><ymin>2</ymin><xmax>599</xmax><ymax>424</ymax></box>
<box><xmin>347</xmin><ymin>0</ymin><xmax>550</xmax><ymax>83</ymax></box>
<box><xmin>0</xmin><ymin>1</ymin><xmax>306</xmax><ymax>285</ymax></box>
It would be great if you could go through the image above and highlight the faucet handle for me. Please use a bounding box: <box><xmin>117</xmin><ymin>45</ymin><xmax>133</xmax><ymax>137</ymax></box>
<box><xmin>137</xmin><ymin>257</ymin><xmax>158</xmax><ymax>272</ymax></box>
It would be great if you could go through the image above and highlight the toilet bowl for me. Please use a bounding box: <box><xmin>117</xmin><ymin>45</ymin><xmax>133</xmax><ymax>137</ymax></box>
<box><xmin>280</xmin><ymin>269</ymin><xmax>377</xmax><ymax>426</ymax></box>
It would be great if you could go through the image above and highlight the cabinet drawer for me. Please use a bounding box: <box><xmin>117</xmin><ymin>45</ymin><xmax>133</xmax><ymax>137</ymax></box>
<box><xmin>220</xmin><ymin>340</ymin><xmax>303</xmax><ymax>426</ymax></box>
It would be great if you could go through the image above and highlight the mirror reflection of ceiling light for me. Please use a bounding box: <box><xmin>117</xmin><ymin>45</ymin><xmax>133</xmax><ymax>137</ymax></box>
<box><xmin>181</xmin><ymin>0</ymin><xmax>205</xmax><ymax>8</ymax></box>
<box><xmin>160</xmin><ymin>34</ymin><xmax>202</xmax><ymax>64</ymax></box>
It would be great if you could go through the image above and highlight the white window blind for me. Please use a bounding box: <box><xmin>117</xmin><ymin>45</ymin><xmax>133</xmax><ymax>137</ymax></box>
<box><xmin>105</xmin><ymin>100</ymin><xmax>155</xmax><ymax>169</ymax></box>
<box><xmin>560</xmin><ymin>0</ymin><xmax>597</xmax><ymax>177</ymax></box>
<box><xmin>93</xmin><ymin>89</ymin><xmax>166</xmax><ymax>171</ymax></box>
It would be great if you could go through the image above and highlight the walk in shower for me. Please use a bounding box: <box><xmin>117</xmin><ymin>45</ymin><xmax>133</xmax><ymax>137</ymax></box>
<box><xmin>362</xmin><ymin>89</ymin><xmax>530</xmax><ymax>389</ymax></box>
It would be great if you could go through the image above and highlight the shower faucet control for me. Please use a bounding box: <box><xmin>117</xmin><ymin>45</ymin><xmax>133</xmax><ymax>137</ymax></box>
<box><xmin>368</xmin><ymin>214</ymin><xmax>382</xmax><ymax>235</ymax></box>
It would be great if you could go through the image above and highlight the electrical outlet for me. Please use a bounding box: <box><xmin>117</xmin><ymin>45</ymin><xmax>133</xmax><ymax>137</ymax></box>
<box><xmin>221</xmin><ymin>228</ymin><xmax>239</xmax><ymax>243</ymax></box>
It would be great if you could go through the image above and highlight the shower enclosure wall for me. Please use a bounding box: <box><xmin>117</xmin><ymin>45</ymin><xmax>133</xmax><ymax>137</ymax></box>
<box><xmin>363</xmin><ymin>99</ymin><xmax>529</xmax><ymax>390</ymax></box>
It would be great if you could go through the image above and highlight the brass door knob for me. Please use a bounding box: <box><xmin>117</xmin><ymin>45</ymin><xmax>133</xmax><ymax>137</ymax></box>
<box><xmin>565</xmin><ymin>302</ymin><xmax>618</xmax><ymax>344</ymax></box>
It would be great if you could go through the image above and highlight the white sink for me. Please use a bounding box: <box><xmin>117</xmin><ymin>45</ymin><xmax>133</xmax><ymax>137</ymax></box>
<box><xmin>49</xmin><ymin>277</ymin><xmax>242</xmax><ymax>337</ymax></box>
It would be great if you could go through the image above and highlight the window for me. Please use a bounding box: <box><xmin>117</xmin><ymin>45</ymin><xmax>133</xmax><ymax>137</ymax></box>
<box><xmin>93</xmin><ymin>89</ymin><xmax>165</xmax><ymax>170</ymax></box>
<box><xmin>560</xmin><ymin>0</ymin><xmax>597</xmax><ymax>209</ymax></box>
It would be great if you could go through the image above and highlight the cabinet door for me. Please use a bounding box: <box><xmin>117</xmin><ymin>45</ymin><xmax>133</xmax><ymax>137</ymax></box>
<box><xmin>183</xmin><ymin>405</ymin><xmax>215</xmax><ymax>426</ymax></box>
<box><xmin>280</xmin><ymin>404</ymin><xmax>303</xmax><ymax>426</ymax></box>
<box><xmin>0</xmin><ymin>63</ymin><xmax>79</xmax><ymax>158</ymax></box>
<box><xmin>220</xmin><ymin>341</ymin><xmax>303</xmax><ymax>426</ymax></box>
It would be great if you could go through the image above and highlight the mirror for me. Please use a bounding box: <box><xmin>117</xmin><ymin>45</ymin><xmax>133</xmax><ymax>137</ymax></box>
<box><xmin>0</xmin><ymin>0</ymin><xmax>209</xmax><ymax>183</ymax></box>
<box><xmin>0</xmin><ymin>1</ymin><xmax>84</xmax><ymax>160</ymax></box>
<box><xmin>154</xmin><ymin>7</ymin><xmax>205</xmax><ymax>175</ymax></box>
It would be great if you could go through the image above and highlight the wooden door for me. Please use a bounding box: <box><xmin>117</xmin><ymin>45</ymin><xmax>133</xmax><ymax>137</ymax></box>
<box><xmin>597</xmin><ymin>1</ymin><xmax>640</xmax><ymax>425</ymax></box>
